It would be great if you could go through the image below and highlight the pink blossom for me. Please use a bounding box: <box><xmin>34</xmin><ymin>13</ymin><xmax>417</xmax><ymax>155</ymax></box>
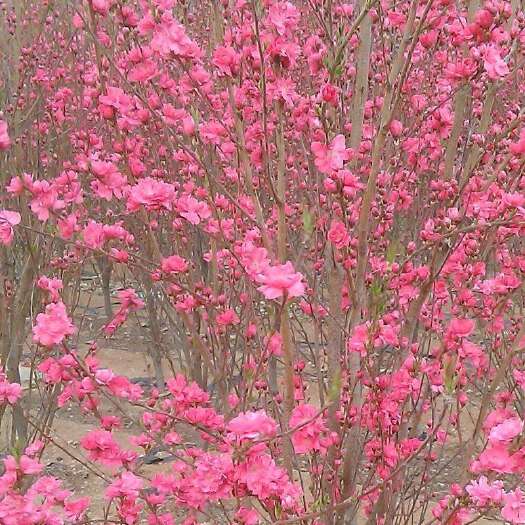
<box><xmin>37</xmin><ymin>276</ymin><xmax>63</xmax><ymax>302</ymax></box>
<box><xmin>104</xmin><ymin>289</ymin><xmax>144</xmax><ymax>335</ymax></box>
<box><xmin>81</xmin><ymin>429</ymin><xmax>123</xmax><ymax>467</ymax></box>
<box><xmin>82</xmin><ymin>220</ymin><xmax>105</xmax><ymax>249</ymax></box>
<box><xmin>106</xmin><ymin>471</ymin><xmax>143</xmax><ymax>499</ymax></box>
<box><xmin>32</xmin><ymin>302</ymin><xmax>75</xmax><ymax>347</ymax></box>
<box><xmin>0</xmin><ymin>119</ymin><xmax>11</xmax><ymax>150</ymax></box>
<box><xmin>151</xmin><ymin>19</ymin><xmax>202</xmax><ymax>60</ymax></box>
<box><xmin>489</xmin><ymin>417</ymin><xmax>523</xmax><ymax>444</ymax></box>
<box><xmin>90</xmin><ymin>160</ymin><xmax>127</xmax><ymax>201</ymax></box>
<box><xmin>127</xmin><ymin>177</ymin><xmax>175</xmax><ymax>212</ymax></box>
<box><xmin>510</xmin><ymin>129</ymin><xmax>525</xmax><ymax>155</ymax></box>
<box><xmin>460</xmin><ymin>341</ymin><xmax>487</xmax><ymax>370</ymax></box>
<box><xmin>239</xmin><ymin>241</ymin><xmax>271</xmax><ymax>278</ymax></box>
<box><xmin>166</xmin><ymin>374</ymin><xmax>210</xmax><ymax>407</ymax></box>
<box><xmin>0</xmin><ymin>210</ymin><xmax>21</xmax><ymax>245</ymax></box>
<box><xmin>199</xmin><ymin>121</ymin><xmax>228</xmax><ymax>145</ymax></box>
<box><xmin>289</xmin><ymin>404</ymin><xmax>328</xmax><ymax>454</ymax></box>
<box><xmin>6</xmin><ymin>173</ymin><xmax>33</xmax><ymax>195</ymax></box>
<box><xmin>267</xmin><ymin>2</ymin><xmax>300</xmax><ymax>35</ymax></box>
<box><xmin>347</xmin><ymin>324</ymin><xmax>369</xmax><ymax>356</ymax></box>
<box><xmin>389</xmin><ymin>119</ymin><xmax>404</xmax><ymax>137</ymax></box>
<box><xmin>237</xmin><ymin>450</ymin><xmax>299</xmax><ymax>505</ymax></box>
<box><xmin>267</xmin><ymin>332</ymin><xmax>283</xmax><ymax>356</ymax></box>
<box><xmin>256</xmin><ymin>261</ymin><xmax>305</xmax><ymax>300</ymax></box>
<box><xmin>0</xmin><ymin>374</ymin><xmax>22</xmax><ymax>405</ymax></box>
<box><xmin>162</xmin><ymin>103</ymin><xmax>186</xmax><ymax>126</ymax></box>
<box><xmin>161</xmin><ymin>255</ymin><xmax>189</xmax><ymax>274</ymax></box>
<box><xmin>29</xmin><ymin>180</ymin><xmax>63</xmax><ymax>222</ymax></box>
<box><xmin>445</xmin><ymin>59</ymin><xmax>477</xmax><ymax>81</ymax></box>
<box><xmin>91</xmin><ymin>0</ymin><xmax>112</xmax><ymax>16</ymax></box>
<box><xmin>213</xmin><ymin>46</ymin><xmax>240</xmax><ymax>76</ymax></box>
<box><xmin>447</xmin><ymin>318</ymin><xmax>475</xmax><ymax>338</ymax></box>
<box><xmin>465</xmin><ymin>476</ymin><xmax>503</xmax><ymax>507</ymax></box>
<box><xmin>502</xmin><ymin>488</ymin><xmax>525</xmax><ymax>524</ymax></box>
<box><xmin>245</xmin><ymin>323</ymin><xmax>257</xmax><ymax>339</ymax></box>
<box><xmin>483</xmin><ymin>46</ymin><xmax>509</xmax><ymax>80</ymax></box>
<box><xmin>216</xmin><ymin>309</ymin><xmax>240</xmax><ymax>326</ymax></box>
<box><xmin>176</xmin><ymin>195</ymin><xmax>211</xmax><ymax>225</ymax></box>
<box><xmin>475</xmin><ymin>444</ymin><xmax>517</xmax><ymax>474</ymax></box>
<box><xmin>107</xmin><ymin>375</ymin><xmax>142</xmax><ymax>401</ymax></box>
<box><xmin>311</xmin><ymin>134</ymin><xmax>350</xmax><ymax>174</ymax></box>
<box><xmin>475</xmin><ymin>9</ymin><xmax>494</xmax><ymax>29</ymax></box>
<box><xmin>180</xmin><ymin>452</ymin><xmax>234</xmax><ymax>508</ymax></box>
<box><xmin>321</xmin><ymin>83</ymin><xmax>338</xmax><ymax>105</ymax></box>
<box><xmin>128</xmin><ymin>59</ymin><xmax>157</xmax><ymax>82</ymax></box>
<box><xmin>58</xmin><ymin>213</ymin><xmax>78</xmax><ymax>239</ymax></box>
<box><xmin>18</xmin><ymin>455</ymin><xmax>44</xmax><ymax>475</ymax></box>
<box><xmin>235</xmin><ymin>507</ymin><xmax>259</xmax><ymax>525</ymax></box>
<box><xmin>64</xmin><ymin>497</ymin><xmax>90</xmax><ymax>521</ymax></box>
<box><xmin>228</xmin><ymin>393</ymin><xmax>240</xmax><ymax>408</ymax></box>
<box><xmin>227</xmin><ymin>410</ymin><xmax>277</xmax><ymax>440</ymax></box>
<box><xmin>328</xmin><ymin>220</ymin><xmax>350</xmax><ymax>249</ymax></box>
<box><xmin>99</xmin><ymin>86</ymin><xmax>133</xmax><ymax>113</ymax></box>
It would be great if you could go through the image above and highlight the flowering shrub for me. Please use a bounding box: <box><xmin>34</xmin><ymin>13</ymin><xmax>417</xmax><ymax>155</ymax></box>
<box><xmin>1</xmin><ymin>0</ymin><xmax>525</xmax><ymax>523</ymax></box>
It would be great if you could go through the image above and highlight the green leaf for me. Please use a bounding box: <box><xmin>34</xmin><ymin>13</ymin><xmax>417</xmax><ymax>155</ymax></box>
<box><xmin>328</xmin><ymin>368</ymin><xmax>341</xmax><ymax>402</ymax></box>
<box><xmin>302</xmin><ymin>207</ymin><xmax>314</xmax><ymax>237</ymax></box>
<box><xmin>11</xmin><ymin>438</ymin><xmax>24</xmax><ymax>459</ymax></box>
<box><xmin>190</xmin><ymin>107</ymin><xmax>200</xmax><ymax>126</ymax></box>
<box><xmin>370</xmin><ymin>277</ymin><xmax>383</xmax><ymax>297</ymax></box>
<box><xmin>443</xmin><ymin>355</ymin><xmax>457</xmax><ymax>395</ymax></box>
<box><xmin>333</xmin><ymin>63</ymin><xmax>344</xmax><ymax>78</ymax></box>
<box><xmin>386</xmin><ymin>239</ymin><xmax>399</xmax><ymax>264</ymax></box>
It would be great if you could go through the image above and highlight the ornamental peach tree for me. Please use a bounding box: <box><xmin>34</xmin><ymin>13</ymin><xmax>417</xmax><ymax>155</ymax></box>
<box><xmin>0</xmin><ymin>0</ymin><xmax>525</xmax><ymax>524</ymax></box>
